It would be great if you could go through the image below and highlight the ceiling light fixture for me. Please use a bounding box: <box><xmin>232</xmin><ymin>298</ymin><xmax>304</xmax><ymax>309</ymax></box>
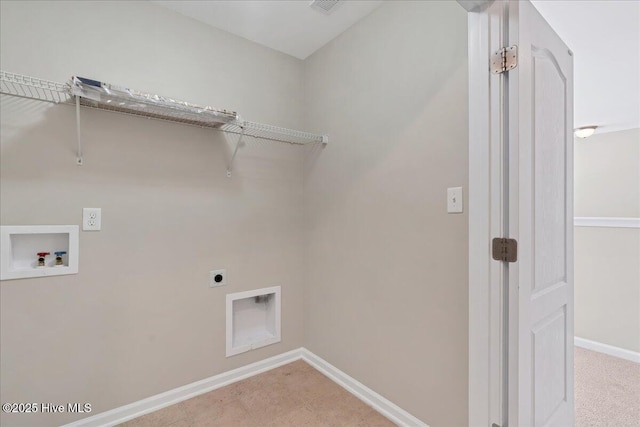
<box><xmin>574</xmin><ymin>126</ymin><xmax>597</xmax><ymax>139</ymax></box>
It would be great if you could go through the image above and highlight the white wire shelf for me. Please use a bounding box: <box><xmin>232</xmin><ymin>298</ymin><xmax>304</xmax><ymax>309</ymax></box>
<box><xmin>69</xmin><ymin>75</ymin><xmax>238</xmax><ymax>129</ymax></box>
<box><xmin>0</xmin><ymin>70</ymin><xmax>328</xmax><ymax>147</ymax></box>
<box><xmin>219</xmin><ymin>121</ymin><xmax>327</xmax><ymax>145</ymax></box>
<box><xmin>0</xmin><ymin>70</ymin><xmax>70</xmax><ymax>104</ymax></box>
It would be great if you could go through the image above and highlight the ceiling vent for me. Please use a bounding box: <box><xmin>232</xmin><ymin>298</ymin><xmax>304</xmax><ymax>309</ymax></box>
<box><xmin>309</xmin><ymin>0</ymin><xmax>342</xmax><ymax>15</ymax></box>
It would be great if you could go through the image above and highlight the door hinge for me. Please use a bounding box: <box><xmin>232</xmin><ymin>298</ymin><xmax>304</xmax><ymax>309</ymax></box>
<box><xmin>491</xmin><ymin>45</ymin><xmax>518</xmax><ymax>74</ymax></box>
<box><xmin>492</xmin><ymin>238</ymin><xmax>518</xmax><ymax>262</ymax></box>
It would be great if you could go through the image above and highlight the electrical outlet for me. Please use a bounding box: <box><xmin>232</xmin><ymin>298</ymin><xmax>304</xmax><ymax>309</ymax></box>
<box><xmin>209</xmin><ymin>269</ymin><xmax>226</xmax><ymax>288</ymax></box>
<box><xmin>83</xmin><ymin>208</ymin><xmax>102</xmax><ymax>231</ymax></box>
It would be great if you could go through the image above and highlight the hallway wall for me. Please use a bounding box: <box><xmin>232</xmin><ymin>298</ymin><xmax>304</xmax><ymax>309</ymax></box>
<box><xmin>574</xmin><ymin>128</ymin><xmax>640</xmax><ymax>353</ymax></box>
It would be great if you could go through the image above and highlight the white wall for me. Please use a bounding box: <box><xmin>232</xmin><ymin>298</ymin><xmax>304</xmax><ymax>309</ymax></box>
<box><xmin>0</xmin><ymin>2</ymin><xmax>306</xmax><ymax>426</ymax></box>
<box><xmin>303</xmin><ymin>1</ymin><xmax>469</xmax><ymax>425</ymax></box>
<box><xmin>574</xmin><ymin>128</ymin><xmax>640</xmax><ymax>353</ymax></box>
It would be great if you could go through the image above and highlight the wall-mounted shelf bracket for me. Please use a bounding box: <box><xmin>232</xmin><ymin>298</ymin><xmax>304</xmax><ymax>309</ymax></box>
<box><xmin>226</xmin><ymin>124</ymin><xmax>246</xmax><ymax>178</ymax></box>
<box><xmin>75</xmin><ymin>95</ymin><xmax>83</xmax><ymax>165</ymax></box>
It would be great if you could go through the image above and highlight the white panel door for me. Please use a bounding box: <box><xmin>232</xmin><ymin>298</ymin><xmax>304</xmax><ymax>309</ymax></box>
<box><xmin>508</xmin><ymin>1</ymin><xmax>574</xmax><ymax>426</ymax></box>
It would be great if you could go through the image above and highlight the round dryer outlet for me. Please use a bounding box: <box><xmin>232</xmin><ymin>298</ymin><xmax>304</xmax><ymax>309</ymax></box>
<box><xmin>209</xmin><ymin>269</ymin><xmax>227</xmax><ymax>287</ymax></box>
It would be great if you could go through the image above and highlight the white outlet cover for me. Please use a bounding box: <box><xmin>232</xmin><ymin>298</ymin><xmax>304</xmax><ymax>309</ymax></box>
<box><xmin>210</xmin><ymin>269</ymin><xmax>227</xmax><ymax>287</ymax></box>
<box><xmin>82</xmin><ymin>208</ymin><xmax>102</xmax><ymax>231</ymax></box>
<box><xmin>447</xmin><ymin>187</ymin><xmax>463</xmax><ymax>213</ymax></box>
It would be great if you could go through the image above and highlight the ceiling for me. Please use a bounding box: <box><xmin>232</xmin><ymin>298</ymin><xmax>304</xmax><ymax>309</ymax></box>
<box><xmin>531</xmin><ymin>0</ymin><xmax>639</xmax><ymax>133</ymax></box>
<box><xmin>152</xmin><ymin>0</ymin><xmax>640</xmax><ymax>134</ymax></box>
<box><xmin>150</xmin><ymin>0</ymin><xmax>383</xmax><ymax>60</ymax></box>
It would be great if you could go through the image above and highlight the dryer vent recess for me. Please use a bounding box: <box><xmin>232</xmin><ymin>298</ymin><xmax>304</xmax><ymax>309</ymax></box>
<box><xmin>226</xmin><ymin>286</ymin><xmax>281</xmax><ymax>357</ymax></box>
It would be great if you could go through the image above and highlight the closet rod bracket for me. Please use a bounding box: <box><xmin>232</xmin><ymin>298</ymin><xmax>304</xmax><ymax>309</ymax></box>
<box><xmin>226</xmin><ymin>124</ymin><xmax>246</xmax><ymax>178</ymax></box>
<box><xmin>75</xmin><ymin>95</ymin><xmax>83</xmax><ymax>166</ymax></box>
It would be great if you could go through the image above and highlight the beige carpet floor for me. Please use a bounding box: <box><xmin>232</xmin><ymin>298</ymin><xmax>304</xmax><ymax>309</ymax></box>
<box><xmin>575</xmin><ymin>346</ymin><xmax>640</xmax><ymax>427</ymax></box>
<box><xmin>119</xmin><ymin>347</ymin><xmax>638</xmax><ymax>427</ymax></box>
<box><xmin>118</xmin><ymin>360</ymin><xmax>395</xmax><ymax>427</ymax></box>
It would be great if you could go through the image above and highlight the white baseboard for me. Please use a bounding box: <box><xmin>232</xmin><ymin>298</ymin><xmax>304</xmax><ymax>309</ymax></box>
<box><xmin>63</xmin><ymin>347</ymin><xmax>426</xmax><ymax>427</ymax></box>
<box><xmin>575</xmin><ymin>337</ymin><xmax>640</xmax><ymax>363</ymax></box>
<box><xmin>300</xmin><ymin>348</ymin><xmax>427</xmax><ymax>427</ymax></box>
<box><xmin>62</xmin><ymin>348</ymin><xmax>303</xmax><ymax>427</ymax></box>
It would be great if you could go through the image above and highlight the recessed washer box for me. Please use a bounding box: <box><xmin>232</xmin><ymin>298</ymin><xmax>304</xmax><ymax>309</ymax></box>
<box><xmin>0</xmin><ymin>225</ymin><xmax>79</xmax><ymax>280</ymax></box>
<box><xmin>226</xmin><ymin>286</ymin><xmax>281</xmax><ymax>357</ymax></box>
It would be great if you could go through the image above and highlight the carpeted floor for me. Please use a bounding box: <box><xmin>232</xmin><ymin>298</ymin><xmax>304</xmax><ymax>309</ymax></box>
<box><xmin>119</xmin><ymin>347</ymin><xmax>638</xmax><ymax>426</ymax></box>
<box><xmin>118</xmin><ymin>360</ymin><xmax>395</xmax><ymax>427</ymax></box>
<box><xmin>575</xmin><ymin>346</ymin><xmax>640</xmax><ymax>427</ymax></box>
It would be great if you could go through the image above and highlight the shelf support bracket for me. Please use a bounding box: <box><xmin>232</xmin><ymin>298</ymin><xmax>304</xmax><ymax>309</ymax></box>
<box><xmin>75</xmin><ymin>96</ymin><xmax>83</xmax><ymax>165</ymax></box>
<box><xmin>226</xmin><ymin>125</ymin><xmax>246</xmax><ymax>178</ymax></box>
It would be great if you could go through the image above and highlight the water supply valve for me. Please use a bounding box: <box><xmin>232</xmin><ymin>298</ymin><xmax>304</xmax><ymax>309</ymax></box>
<box><xmin>54</xmin><ymin>251</ymin><xmax>67</xmax><ymax>266</ymax></box>
<box><xmin>37</xmin><ymin>252</ymin><xmax>50</xmax><ymax>267</ymax></box>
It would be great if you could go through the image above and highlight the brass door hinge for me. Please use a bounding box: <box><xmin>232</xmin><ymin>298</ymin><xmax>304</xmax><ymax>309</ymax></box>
<box><xmin>491</xmin><ymin>45</ymin><xmax>518</xmax><ymax>74</ymax></box>
<box><xmin>492</xmin><ymin>238</ymin><xmax>518</xmax><ymax>262</ymax></box>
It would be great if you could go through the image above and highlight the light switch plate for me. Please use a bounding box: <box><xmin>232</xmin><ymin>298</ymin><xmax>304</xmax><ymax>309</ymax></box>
<box><xmin>447</xmin><ymin>187</ymin><xmax>463</xmax><ymax>213</ymax></box>
<box><xmin>83</xmin><ymin>208</ymin><xmax>102</xmax><ymax>231</ymax></box>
